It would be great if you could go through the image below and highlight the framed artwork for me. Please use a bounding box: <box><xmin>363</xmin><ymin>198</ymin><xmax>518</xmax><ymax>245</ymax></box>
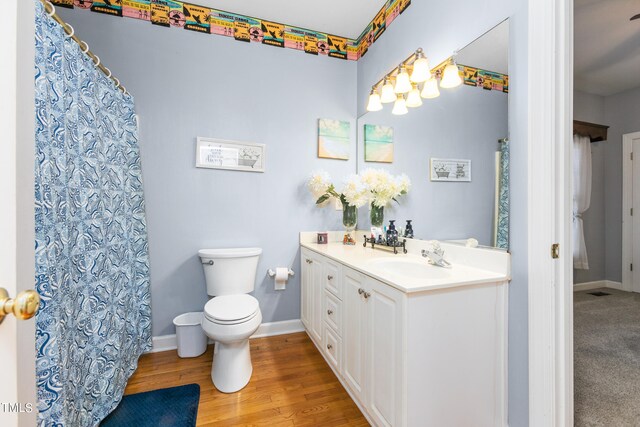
<box><xmin>430</xmin><ymin>158</ymin><xmax>471</xmax><ymax>182</ymax></box>
<box><xmin>318</xmin><ymin>118</ymin><xmax>350</xmax><ymax>160</ymax></box>
<box><xmin>364</xmin><ymin>124</ymin><xmax>394</xmax><ymax>163</ymax></box>
<box><xmin>196</xmin><ymin>137</ymin><xmax>265</xmax><ymax>172</ymax></box>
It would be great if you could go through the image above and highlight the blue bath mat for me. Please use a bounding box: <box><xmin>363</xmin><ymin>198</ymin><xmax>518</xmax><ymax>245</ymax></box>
<box><xmin>101</xmin><ymin>384</ymin><xmax>200</xmax><ymax>427</ymax></box>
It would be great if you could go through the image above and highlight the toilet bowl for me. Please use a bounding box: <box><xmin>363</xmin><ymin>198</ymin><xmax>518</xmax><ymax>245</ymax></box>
<box><xmin>201</xmin><ymin>294</ymin><xmax>262</xmax><ymax>393</ymax></box>
<box><xmin>198</xmin><ymin>248</ymin><xmax>262</xmax><ymax>393</ymax></box>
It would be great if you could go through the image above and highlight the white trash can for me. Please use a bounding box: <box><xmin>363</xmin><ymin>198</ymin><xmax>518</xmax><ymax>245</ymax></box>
<box><xmin>173</xmin><ymin>312</ymin><xmax>207</xmax><ymax>358</ymax></box>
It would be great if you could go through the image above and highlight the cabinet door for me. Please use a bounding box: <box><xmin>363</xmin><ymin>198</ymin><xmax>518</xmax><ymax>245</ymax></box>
<box><xmin>342</xmin><ymin>268</ymin><xmax>367</xmax><ymax>403</ymax></box>
<box><xmin>300</xmin><ymin>250</ymin><xmax>312</xmax><ymax>330</ymax></box>
<box><xmin>309</xmin><ymin>254</ymin><xmax>324</xmax><ymax>344</ymax></box>
<box><xmin>367</xmin><ymin>278</ymin><xmax>403</xmax><ymax>427</ymax></box>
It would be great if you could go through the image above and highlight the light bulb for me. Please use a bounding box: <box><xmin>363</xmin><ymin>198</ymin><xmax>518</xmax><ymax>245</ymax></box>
<box><xmin>392</xmin><ymin>95</ymin><xmax>408</xmax><ymax>115</ymax></box>
<box><xmin>380</xmin><ymin>78</ymin><xmax>397</xmax><ymax>103</ymax></box>
<box><xmin>394</xmin><ymin>65</ymin><xmax>412</xmax><ymax>94</ymax></box>
<box><xmin>421</xmin><ymin>76</ymin><xmax>440</xmax><ymax>99</ymax></box>
<box><xmin>406</xmin><ymin>84</ymin><xmax>422</xmax><ymax>108</ymax></box>
<box><xmin>440</xmin><ymin>60</ymin><xmax>462</xmax><ymax>88</ymax></box>
<box><xmin>410</xmin><ymin>50</ymin><xmax>431</xmax><ymax>83</ymax></box>
<box><xmin>366</xmin><ymin>89</ymin><xmax>383</xmax><ymax>112</ymax></box>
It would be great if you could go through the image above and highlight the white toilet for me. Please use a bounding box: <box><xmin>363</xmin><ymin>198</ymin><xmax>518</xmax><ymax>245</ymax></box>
<box><xmin>198</xmin><ymin>247</ymin><xmax>263</xmax><ymax>393</ymax></box>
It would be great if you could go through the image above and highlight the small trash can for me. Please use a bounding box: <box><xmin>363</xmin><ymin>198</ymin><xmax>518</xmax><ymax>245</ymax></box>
<box><xmin>173</xmin><ymin>312</ymin><xmax>207</xmax><ymax>358</ymax></box>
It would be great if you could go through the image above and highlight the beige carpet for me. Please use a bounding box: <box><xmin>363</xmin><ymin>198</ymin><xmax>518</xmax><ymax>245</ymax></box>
<box><xmin>574</xmin><ymin>288</ymin><xmax>640</xmax><ymax>426</ymax></box>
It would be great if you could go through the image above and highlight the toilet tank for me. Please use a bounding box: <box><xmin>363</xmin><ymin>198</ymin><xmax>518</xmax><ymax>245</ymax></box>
<box><xmin>198</xmin><ymin>248</ymin><xmax>262</xmax><ymax>296</ymax></box>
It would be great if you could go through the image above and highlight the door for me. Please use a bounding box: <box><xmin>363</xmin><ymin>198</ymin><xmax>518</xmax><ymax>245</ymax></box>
<box><xmin>622</xmin><ymin>132</ymin><xmax>640</xmax><ymax>293</ymax></box>
<box><xmin>301</xmin><ymin>250</ymin><xmax>311</xmax><ymax>330</ymax></box>
<box><xmin>342</xmin><ymin>268</ymin><xmax>367</xmax><ymax>402</ymax></box>
<box><xmin>301</xmin><ymin>251</ymin><xmax>323</xmax><ymax>344</ymax></box>
<box><xmin>1</xmin><ymin>1</ymin><xmax>37</xmax><ymax>426</ymax></box>
<box><xmin>367</xmin><ymin>278</ymin><xmax>403</xmax><ymax>427</ymax></box>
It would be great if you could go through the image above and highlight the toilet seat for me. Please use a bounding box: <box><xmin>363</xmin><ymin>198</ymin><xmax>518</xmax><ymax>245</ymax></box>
<box><xmin>204</xmin><ymin>294</ymin><xmax>260</xmax><ymax>325</ymax></box>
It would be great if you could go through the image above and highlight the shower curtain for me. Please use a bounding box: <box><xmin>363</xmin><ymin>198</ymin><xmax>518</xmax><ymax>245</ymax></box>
<box><xmin>573</xmin><ymin>134</ymin><xmax>592</xmax><ymax>269</ymax></box>
<box><xmin>494</xmin><ymin>140</ymin><xmax>510</xmax><ymax>249</ymax></box>
<box><xmin>34</xmin><ymin>2</ymin><xmax>151</xmax><ymax>426</ymax></box>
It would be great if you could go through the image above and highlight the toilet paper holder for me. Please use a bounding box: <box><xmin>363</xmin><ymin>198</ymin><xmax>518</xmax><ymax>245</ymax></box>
<box><xmin>267</xmin><ymin>268</ymin><xmax>295</xmax><ymax>278</ymax></box>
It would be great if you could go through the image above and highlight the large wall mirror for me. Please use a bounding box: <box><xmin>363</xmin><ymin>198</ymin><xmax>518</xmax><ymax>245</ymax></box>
<box><xmin>357</xmin><ymin>20</ymin><xmax>510</xmax><ymax>250</ymax></box>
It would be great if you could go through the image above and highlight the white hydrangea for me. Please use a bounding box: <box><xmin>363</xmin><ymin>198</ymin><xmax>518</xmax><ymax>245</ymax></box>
<box><xmin>341</xmin><ymin>175</ymin><xmax>368</xmax><ymax>208</ymax></box>
<box><xmin>361</xmin><ymin>168</ymin><xmax>410</xmax><ymax>207</ymax></box>
<box><xmin>396</xmin><ymin>173</ymin><xmax>411</xmax><ymax>194</ymax></box>
<box><xmin>307</xmin><ymin>170</ymin><xmax>331</xmax><ymax>198</ymax></box>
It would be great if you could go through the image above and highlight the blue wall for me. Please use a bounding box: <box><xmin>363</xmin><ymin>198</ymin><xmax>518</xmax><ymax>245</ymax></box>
<box><xmin>58</xmin><ymin>9</ymin><xmax>358</xmax><ymax>336</ymax></box>
<box><xmin>355</xmin><ymin>1</ymin><xmax>530</xmax><ymax>424</ymax></box>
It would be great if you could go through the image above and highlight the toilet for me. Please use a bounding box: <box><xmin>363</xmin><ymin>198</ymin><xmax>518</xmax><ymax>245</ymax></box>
<box><xmin>199</xmin><ymin>247</ymin><xmax>263</xmax><ymax>393</ymax></box>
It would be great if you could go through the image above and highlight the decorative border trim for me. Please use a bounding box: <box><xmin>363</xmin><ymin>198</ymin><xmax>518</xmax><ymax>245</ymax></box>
<box><xmin>573</xmin><ymin>280</ymin><xmax>623</xmax><ymax>292</ymax></box>
<box><xmin>148</xmin><ymin>319</ymin><xmax>305</xmax><ymax>354</ymax></box>
<box><xmin>51</xmin><ymin>0</ymin><xmax>411</xmax><ymax>62</ymax></box>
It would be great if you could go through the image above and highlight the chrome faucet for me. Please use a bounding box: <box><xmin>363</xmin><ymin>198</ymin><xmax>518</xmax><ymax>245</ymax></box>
<box><xmin>421</xmin><ymin>241</ymin><xmax>452</xmax><ymax>268</ymax></box>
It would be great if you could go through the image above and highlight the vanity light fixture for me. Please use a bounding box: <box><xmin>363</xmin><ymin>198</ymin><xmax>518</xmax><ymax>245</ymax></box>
<box><xmin>366</xmin><ymin>88</ymin><xmax>383</xmax><ymax>112</ymax></box>
<box><xmin>410</xmin><ymin>48</ymin><xmax>430</xmax><ymax>83</ymax></box>
<box><xmin>440</xmin><ymin>57</ymin><xmax>463</xmax><ymax>89</ymax></box>
<box><xmin>421</xmin><ymin>76</ymin><xmax>440</xmax><ymax>99</ymax></box>
<box><xmin>392</xmin><ymin>95</ymin><xmax>409</xmax><ymax>115</ymax></box>
<box><xmin>394</xmin><ymin>64</ymin><xmax>412</xmax><ymax>94</ymax></box>
<box><xmin>380</xmin><ymin>78</ymin><xmax>397</xmax><ymax>103</ymax></box>
<box><xmin>406</xmin><ymin>84</ymin><xmax>423</xmax><ymax>108</ymax></box>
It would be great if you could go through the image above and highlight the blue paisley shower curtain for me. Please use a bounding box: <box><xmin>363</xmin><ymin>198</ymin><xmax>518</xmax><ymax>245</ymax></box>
<box><xmin>34</xmin><ymin>2</ymin><xmax>151</xmax><ymax>425</ymax></box>
<box><xmin>495</xmin><ymin>140</ymin><xmax>510</xmax><ymax>249</ymax></box>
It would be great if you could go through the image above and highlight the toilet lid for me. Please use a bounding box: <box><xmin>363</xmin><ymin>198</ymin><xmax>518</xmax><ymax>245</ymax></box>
<box><xmin>204</xmin><ymin>295</ymin><xmax>259</xmax><ymax>323</ymax></box>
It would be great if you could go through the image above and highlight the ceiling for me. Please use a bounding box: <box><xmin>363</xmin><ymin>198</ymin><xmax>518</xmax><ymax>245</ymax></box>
<box><xmin>456</xmin><ymin>20</ymin><xmax>509</xmax><ymax>75</ymax></box>
<box><xmin>575</xmin><ymin>0</ymin><xmax>640</xmax><ymax>96</ymax></box>
<box><xmin>195</xmin><ymin>0</ymin><xmax>388</xmax><ymax>39</ymax></box>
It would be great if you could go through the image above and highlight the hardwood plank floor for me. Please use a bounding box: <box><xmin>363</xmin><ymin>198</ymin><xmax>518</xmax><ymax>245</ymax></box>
<box><xmin>125</xmin><ymin>332</ymin><xmax>369</xmax><ymax>426</ymax></box>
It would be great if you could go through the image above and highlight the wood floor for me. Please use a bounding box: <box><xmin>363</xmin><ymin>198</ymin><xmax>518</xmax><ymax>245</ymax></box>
<box><xmin>125</xmin><ymin>332</ymin><xmax>369</xmax><ymax>426</ymax></box>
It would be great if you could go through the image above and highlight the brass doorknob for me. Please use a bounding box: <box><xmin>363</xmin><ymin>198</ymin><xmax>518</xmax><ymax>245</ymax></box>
<box><xmin>0</xmin><ymin>288</ymin><xmax>40</xmax><ymax>324</ymax></box>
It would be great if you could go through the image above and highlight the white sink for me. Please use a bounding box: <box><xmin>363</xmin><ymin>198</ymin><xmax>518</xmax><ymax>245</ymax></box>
<box><xmin>365</xmin><ymin>258</ymin><xmax>452</xmax><ymax>281</ymax></box>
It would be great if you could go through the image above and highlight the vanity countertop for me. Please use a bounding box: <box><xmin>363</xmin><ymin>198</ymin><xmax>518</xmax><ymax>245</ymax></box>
<box><xmin>301</xmin><ymin>238</ymin><xmax>510</xmax><ymax>294</ymax></box>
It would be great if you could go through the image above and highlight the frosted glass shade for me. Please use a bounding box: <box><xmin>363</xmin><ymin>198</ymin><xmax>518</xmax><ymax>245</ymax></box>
<box><xmin>394</xmin><ymin>67</ymin><xmax>412</xmax><ymax>94</ymax></box>
<box><xmin>380</xmin><ymin>80</ymin><xmax>397</xmax><ymax>103</ymax></box>
<box><xmin>392</xmin><ymin>96</ymin><xmax>408</xmax><ymax>115</ymax></box>
<box><xmin>421</xmin><ymin>76</ymin><xmax>440</xmax><ymax>99</ymax></box>
<box><xmin>366</xmin><ymin>91</ymin><xmax>383</xmax><ymax>112</ymax></box>
<box><xmin>440</xmin><ymin>63</ymin><xmax>462</xmax><ymax>88</ymax></box>
<box><xmin>406</xmin><ymin>86</ymin><xmax>423</xmax><ymax>108</ymax></box>
<box><xmin>410</xmin><ymin>56</ymin><xmax>431</xmax><ymax>83</ymax></box>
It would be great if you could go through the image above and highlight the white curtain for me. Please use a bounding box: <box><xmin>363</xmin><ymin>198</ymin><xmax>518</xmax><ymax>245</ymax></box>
<box><xmin>573</xmin><ymin>134</ymin><xmax>592</xmax><ymax>269</ymax></box>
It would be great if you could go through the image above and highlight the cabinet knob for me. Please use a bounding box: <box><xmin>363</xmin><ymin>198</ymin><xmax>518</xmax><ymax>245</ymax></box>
<box><xmin>364</xmin><ymin>292</ymin><xmax>371</xmax><ymax>299</ymax></box>
<box><xmin>327</xmin><ymin>309</ymin><xmax>333</xmax><ymax>315</ymax></box>
<box><xmin>327</xmin><ymin>344</ymin><xmax>333</xmax><ymax>350</ymax></box>
<box><xmin>306</xmin><ymin>259</ymin><xmax>312</xmax><ymax>264</ymax></box>
<box><xmin>358</xmin><ymin>288</ymin><xmax>365</xmax><ymax>295</ymax></box>
<box><xmin>327</xmin><ymin>275</ymin><xmax>334</xmax><ymax>280</ymax></box>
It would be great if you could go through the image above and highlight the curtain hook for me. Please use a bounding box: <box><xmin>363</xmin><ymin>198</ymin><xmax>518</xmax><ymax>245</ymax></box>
<box><xmin>104</xmin><ymin>67</ymin><xmax>112</xmax><ymax>78</ymax></box>
<box><xmin>45</xmin><ymin>2</ymin><xmax>56</xmax><ymax>17</ymax></box>
<box><xmin>93</xmin><ymin>55</ymin><xmax>100</xmax><ymax>67</ymax></box>
<box><xmin>80</xmin><ymin>41</ymin><xmax>89</xmax><ymax>53</ymax></box>
<box><xmin>122</xmin><ymin>87</ymin><xmax>128</xmax><ymax>96</ymax></box>
<box><xmin>63</xmin><ymin>23</ymin><xmax>74</xmax><ymax>38</ymax></box>
<box><xmin>114</xmin><ymin>78</ymin><xmax>120</xmax><ymax>87</ymax></box>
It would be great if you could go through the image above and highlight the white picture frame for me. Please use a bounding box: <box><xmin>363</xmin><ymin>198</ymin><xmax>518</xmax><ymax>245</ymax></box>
<box><xmin>196</xmin><ymin>137</ymin><xmax>265</xmax><ymax>173</ymax></box>
<box><xmin>430</xmin><ymin>158</ymin><xmax>471</xmax><ymax>182</ymax></box>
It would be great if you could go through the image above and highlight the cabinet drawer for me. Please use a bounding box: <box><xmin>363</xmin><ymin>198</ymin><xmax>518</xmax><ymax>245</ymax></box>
<box><xmin>324</xmin><ymin>291</ymin><xmax>342</xmax><ymax>335</ymax></box>
<box><xmin>324</xmin><ymin>259</ymin><xmax>342</xmax><ymax>299</ymax></box>
<box><xmin>322</xmin><ymin>324</ymin><xmax>342</xmax><ymax>371</ymax></box>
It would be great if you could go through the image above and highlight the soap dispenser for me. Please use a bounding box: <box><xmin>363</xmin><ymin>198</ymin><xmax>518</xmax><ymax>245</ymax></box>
<box><xmin>405</xmin><ymin>220</ymin><xmax>414</xmax><ymax>238</ymax></box>
<box><xmin>387</xmin><ymin>220</ymin><xmax>398</xmax><ymax>244</ymax></box>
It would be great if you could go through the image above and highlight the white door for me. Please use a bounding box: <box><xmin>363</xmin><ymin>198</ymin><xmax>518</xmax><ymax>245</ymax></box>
<box><xmin>622</xmin><ymin>132</ymin><xmax>640</xmax><ymax>293</ymax></box>
<box><xmin>633</xmin><ymin>136</ymin><xmax>640</xmax><ymax>292</ymax></box>
<box><xmin>308</xmin><ymin>254</ymin><xmax>324</xmax><ymax>344</ymax></box>
<box><xmin>367</xmin><ymin>278</ymin><xmax>403</xmax><ymax>427</ymax></box>
<box><xmin>342</xmin><ymin>268</ymin><xmax>367</xmax><ymax>402</ymax></box>
<box><xmin>300</xmin><ymin>251</ymin><xmax>311</xmax><ymax>329</ymax></box>
<box><xmin>1</xmin><ymin>1</ymin><xmax>37</xmax><ymax>426</ymax></box>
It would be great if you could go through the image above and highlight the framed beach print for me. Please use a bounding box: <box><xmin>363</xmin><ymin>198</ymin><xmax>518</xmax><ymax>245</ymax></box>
<box><xmin>364</xmin><ymin>124</ymin><xmax>394</xmax><ymax>163</ymax></box>
<box><xmin>430</xmin><ymin>158</ymin><xmax>471</xmax><ymax>182</ymax></box>
<box><xmin>196</xmin><ymin>137</ymin><xmax>265</xmax><ymax>172</ymax></box>
<box><xmin>318</xmin><ymin>118</ymin><xmax>350</xmax><ymax>160</ymax></box>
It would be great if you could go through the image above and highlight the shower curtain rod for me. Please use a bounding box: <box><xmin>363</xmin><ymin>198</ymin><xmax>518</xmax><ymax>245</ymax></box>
<box><xmin>40</xmin><ymin>0</ymin><xmax>128</xmax><ymax>95</ymax></box>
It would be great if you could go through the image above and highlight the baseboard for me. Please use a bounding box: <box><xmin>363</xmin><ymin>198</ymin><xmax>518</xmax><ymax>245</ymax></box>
<box><xmin>573</xmin><ymin>280</ymin><xmax>624</xmax><ymax>292</ymax></box>
<box><xmin>148</xmin><ymin>319</ymin><xmax>304</xmax><ymax>354</ymax></box>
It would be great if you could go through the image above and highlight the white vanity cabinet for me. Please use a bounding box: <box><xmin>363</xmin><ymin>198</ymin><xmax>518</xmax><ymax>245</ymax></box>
<box><xmin>300</xmin><ymin>244</ymin><xmax>509</xmax><ymax>427</ymax></box>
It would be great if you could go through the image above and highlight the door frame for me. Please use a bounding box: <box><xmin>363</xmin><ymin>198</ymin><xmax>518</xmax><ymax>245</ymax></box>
<box><xmin>622</xmin><ymin>132</ymin><xmax>640</xmax><ymax>292</ymax></box>
<box><xmin>527</xmin><ymin>0</ymin><xmax>574</xmax><ymax>425</ymax></box>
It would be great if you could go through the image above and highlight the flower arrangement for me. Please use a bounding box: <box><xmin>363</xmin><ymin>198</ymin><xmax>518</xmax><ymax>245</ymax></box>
<box><xmin>360</xmin><ymin>168</ymin><xmax>411</xmax><ymax>208</ymax></box>
<box><xmin>307</xmin><ymin>171</ymin><xmax>369</xmax><ymax>208</ymax></box>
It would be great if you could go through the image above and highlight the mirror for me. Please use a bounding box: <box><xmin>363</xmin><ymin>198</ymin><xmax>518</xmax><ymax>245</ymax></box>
<box><xmin>356</xmin><ymin>20</ymin><xmax>510</xmax><ymax>250</ymax></box>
